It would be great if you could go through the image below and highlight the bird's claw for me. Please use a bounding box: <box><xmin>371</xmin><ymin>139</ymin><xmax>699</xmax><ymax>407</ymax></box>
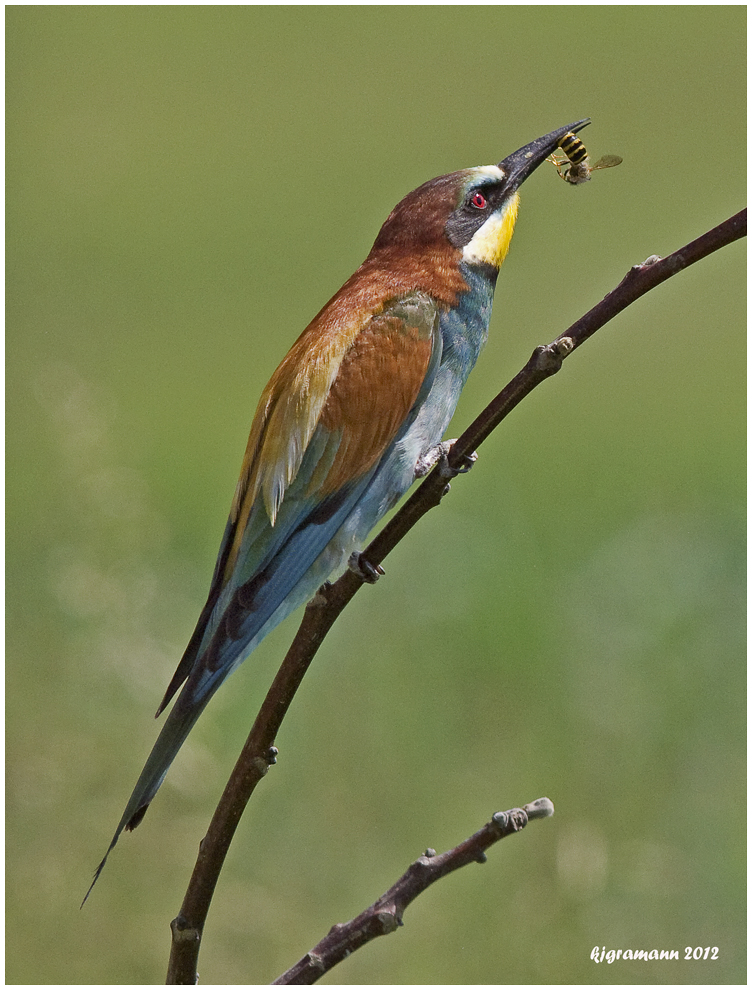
<box><xmin>415</xmin><ymin>441</ymin><xmax>478</xmax><ymax>480</ymax></box>
<box><xmin>348</xmin><ymin>551</ymin><xmax>384</xmax><ymax>584</ymax></box>
<box><xmin>442</xmin><ymin>449</ymin><xmax>478</xmax><ymax>477</ymax></box>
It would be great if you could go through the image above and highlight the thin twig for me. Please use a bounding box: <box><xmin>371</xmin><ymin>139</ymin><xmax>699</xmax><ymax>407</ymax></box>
<box><xmin>272</xmin><ymin>798</ymin><xmax>554</xmax><ymax>985</ymax></box>
<box><xmin>165</xmin><ymin>209</ymin><xmax>745</xmax><ymax>985</ymax></box>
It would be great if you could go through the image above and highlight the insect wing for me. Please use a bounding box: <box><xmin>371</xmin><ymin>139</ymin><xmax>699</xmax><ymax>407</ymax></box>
<box><xmin>591</xmin><ymin>154</ymin><xmax>623</xmax><ymax>170</ymax></box>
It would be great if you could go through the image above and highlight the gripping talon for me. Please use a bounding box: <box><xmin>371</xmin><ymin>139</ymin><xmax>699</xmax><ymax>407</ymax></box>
<box><xmin>348</xmin><ymin>551</ymin><xmax>384</xmax><ymax>584</ymax></box>
<box><xmin>439</xmin><ymin>447</ymin><xmax>478</xmax><ymax>479</ymax></box>
<box><xmin>453</xmin><ymin>450</ymin><xmax>478</xmax><ymax>475</ymax></box>
<box><xmin>415</xmin><ymin>440</ymin><xmax>478</xmax><ymax>480</ymax></box>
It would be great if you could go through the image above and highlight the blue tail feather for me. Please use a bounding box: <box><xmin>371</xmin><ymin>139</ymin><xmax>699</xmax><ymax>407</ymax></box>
<box><xmin>84</xmin><ymin>471</ymin><xmax>375</xmax><ymax>903</ymax></box>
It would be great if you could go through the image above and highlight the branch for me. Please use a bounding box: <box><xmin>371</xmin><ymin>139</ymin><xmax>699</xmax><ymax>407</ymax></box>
<box><xmin>165</xmin><ymin>209</ymin><xmax>745</xmax><ymax>984</ymax></box>
<box><xmin>272</xmin><ymin>798</ymin><xmax>555</xmax><ymax>985</ymax></box>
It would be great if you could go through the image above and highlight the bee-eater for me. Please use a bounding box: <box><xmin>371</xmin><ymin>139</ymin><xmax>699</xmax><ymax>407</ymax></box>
<box><xmin>86</xmin><ymin>118</ymin><xmax>590</xmax><ymax>898</ymax></box>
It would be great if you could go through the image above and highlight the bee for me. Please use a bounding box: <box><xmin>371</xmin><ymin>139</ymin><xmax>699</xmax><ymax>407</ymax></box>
<box><xmin>548</xmin><ymin>131</ymin><xmax>623</xmax><ymax>185</ymax></box>
<box><xmin>559</xmin><ymin>131</ymin><xmax>589</xmax><ymax>166</ymax></box>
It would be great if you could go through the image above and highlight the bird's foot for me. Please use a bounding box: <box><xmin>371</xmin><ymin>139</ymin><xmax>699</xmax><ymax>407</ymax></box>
<box><xmin>415</xmin><ymin>440</ymin><xmax>478</xmax><ymax>480</ymax></box>
<box><xmin>348</xmin><ymin>551</ymin><xmax>385</xmax><ymax>584</ymax></box>
<box><xmin>414</xmin><ymin>440</ymin><xmax>452</xmax><ymax>478</ymax></box>
<box><xmin>444</xmin><ymin>447</ymin><xmax>478</xmax><ymax>478</ymax></box>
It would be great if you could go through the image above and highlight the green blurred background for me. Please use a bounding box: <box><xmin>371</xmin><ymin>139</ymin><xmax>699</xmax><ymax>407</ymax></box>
<box><xmin>7</xmin><ymin>7</ymin><xmax>745</xmax><ymax>985</ymax></box>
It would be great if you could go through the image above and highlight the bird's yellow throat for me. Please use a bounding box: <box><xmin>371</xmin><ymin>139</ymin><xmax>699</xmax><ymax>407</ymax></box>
<box><xmin>462</xmin><ymin>191</ymin><xmax>520</xmax><ymax>269</ymax></box>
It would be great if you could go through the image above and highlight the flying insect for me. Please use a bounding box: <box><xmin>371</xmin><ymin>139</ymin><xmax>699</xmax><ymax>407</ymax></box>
<box><xmin>548</xmin><ymin>131</ymin><xmax>623</xmax><ymax>185</ymax></box>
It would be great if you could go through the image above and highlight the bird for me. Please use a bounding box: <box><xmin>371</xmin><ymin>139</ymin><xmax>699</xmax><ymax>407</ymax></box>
<box><xmin>84</xmin><ymin>118</ymin><xmax>590</xmax><ymax>901</ymax></box>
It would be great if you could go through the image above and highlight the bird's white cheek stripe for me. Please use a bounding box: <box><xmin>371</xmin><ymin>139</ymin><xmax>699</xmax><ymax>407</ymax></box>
<box><xmin>462</xmin><ymin>192</ymin><xmax>520</xmax><ymax>268</ymax></box>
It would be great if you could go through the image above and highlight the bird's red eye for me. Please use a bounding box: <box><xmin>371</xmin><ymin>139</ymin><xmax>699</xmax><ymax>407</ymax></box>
<box><xmin>471</xmin><ymin>191</ymin><xmax>487</xmax><ymax>209</ymax></box>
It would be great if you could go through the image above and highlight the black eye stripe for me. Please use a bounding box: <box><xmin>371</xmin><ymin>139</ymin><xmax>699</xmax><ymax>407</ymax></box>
<box><xmin>446</xmin><ymin>182</ymin><xmax>505</xmax><ymax>248</ymax></box>
<box><xmin>466</xmin><ymin>183</ymin><xmax>503</xmax><ymax>210</ymax></box>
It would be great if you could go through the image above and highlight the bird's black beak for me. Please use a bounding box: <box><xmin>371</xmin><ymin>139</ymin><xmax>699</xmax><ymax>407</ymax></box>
<box><xmin>498</xmin><ymin>118</ymin><xmax>591</xmax><ymax>193</ymax></box>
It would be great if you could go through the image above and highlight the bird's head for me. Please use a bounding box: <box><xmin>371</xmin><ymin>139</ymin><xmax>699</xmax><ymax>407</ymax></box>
<box><xmin>368</xmin><ymin>119</ymin><xmax>590</xmax><ymax>284</ymax></box>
